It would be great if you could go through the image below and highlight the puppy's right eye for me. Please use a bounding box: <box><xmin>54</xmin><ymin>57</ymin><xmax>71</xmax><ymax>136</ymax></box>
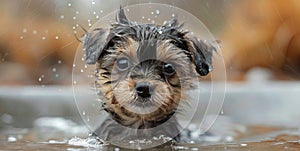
<box><xmin>116</xmin><ymin>57</ymin><xmax>130</xmax><ymax>71</ymax></box>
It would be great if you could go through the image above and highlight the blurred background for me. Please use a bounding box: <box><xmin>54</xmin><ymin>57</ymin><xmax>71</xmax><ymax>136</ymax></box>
<box><xmin>1</xmin><ymin>0</ymin><xmax>300</xmax><ymax>149</ymax></box>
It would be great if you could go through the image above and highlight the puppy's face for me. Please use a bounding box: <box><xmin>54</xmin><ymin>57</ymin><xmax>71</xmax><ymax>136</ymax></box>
<box><xmin>83</xmin><ymin>9</ymin><xmax>215</xmax><ymax>128</ymax></box>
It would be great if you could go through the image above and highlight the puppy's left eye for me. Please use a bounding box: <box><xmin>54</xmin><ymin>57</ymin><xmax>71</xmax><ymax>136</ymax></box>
<box><xmin>116</xmin><ymin>57</ymin><xmax>130</xmax><ymax>71</ymax></box>
<box><xmin>163</xmin><ymin>63</ymin><xmax>176</xmax><ymax>76</ymax></box>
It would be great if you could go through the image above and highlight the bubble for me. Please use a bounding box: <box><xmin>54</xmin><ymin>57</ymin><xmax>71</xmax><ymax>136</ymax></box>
<box><xmin>52</xmin><ymin>68</ymin><xmax>57</xmax><ymax>72</ymax></box>
<box><xmin>72</xmin><ymin>3</ymin><xmax>226</xmax><ymax>149</ymax></box>
<box><xmin>60</xmin><ymin>15</ymin><xmax>64</xmax><ymax>19</ymax></box>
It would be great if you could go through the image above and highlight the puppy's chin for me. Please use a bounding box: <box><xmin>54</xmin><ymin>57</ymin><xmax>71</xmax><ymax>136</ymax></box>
<box><xmin>125</xmin><ymin>99</ymin><xmax>162</xmax><ymax>115</ymax></box>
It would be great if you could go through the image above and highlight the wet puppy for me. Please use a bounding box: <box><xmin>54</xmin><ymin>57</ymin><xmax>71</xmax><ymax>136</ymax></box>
<box><xmin>82</xmin><ymin>8</ymin><xmax>216</xmax><ymax>141</ymax></box>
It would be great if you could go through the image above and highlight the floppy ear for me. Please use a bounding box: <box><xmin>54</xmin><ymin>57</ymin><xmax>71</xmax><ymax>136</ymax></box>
<box><xmin>189</xmin><ymin>37</ymin><xmax>216</xmax><ymax>76</ymax></box>
<box><xmin>84</xmin><ymin>28</ymin><xmax>112</xmax><ymax>64</ymax></box>
<box><xmin>84</xmin><ymin>7</ymin><xmax>130</xmax><ymax>64</ymax></box>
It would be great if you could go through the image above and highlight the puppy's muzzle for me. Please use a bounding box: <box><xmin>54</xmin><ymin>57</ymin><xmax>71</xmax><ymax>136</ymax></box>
<box><xmin>135</xmin><ymin>82</ymin><xmax>154</xmax><ymax>99</ymax></box>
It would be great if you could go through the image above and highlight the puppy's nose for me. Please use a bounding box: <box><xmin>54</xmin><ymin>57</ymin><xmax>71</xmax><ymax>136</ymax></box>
<box><xmin>135</xmin><ymin>82</ymin><xmax>154</xmax><ymax>98</ymax></box>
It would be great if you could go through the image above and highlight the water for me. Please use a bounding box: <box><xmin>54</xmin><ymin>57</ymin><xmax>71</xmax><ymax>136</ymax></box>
<box><xmin>1</xmin><ymin>121</ymin><xmax>300</xmax><ymax>150</ymax></box>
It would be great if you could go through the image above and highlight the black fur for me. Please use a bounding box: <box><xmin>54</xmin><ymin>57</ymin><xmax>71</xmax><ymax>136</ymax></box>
<box><xmin>83</xmin><ymin>8</ymin><xmax>215</xmax><ymax>77</ymax></box>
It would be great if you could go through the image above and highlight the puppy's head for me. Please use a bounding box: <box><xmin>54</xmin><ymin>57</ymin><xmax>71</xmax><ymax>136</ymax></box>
<box><xmin>83</xmin><ymin>8</ymin><xmax>216</xmax><ymax>128</ymax></box>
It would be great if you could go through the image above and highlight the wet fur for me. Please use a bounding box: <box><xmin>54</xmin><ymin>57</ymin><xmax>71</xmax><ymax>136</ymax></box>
<box><xmin>83</xmin><ymin>8</ymin><xmax>216</xmax><ymax>140</ymax></box>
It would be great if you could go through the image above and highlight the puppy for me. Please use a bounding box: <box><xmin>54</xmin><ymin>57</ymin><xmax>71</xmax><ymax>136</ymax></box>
<box><xmin>82</xmin><ymin>8</ymin><xmax>216</xmax><ymax>141</ymax></box>
<box><xmin>219</xmin><ymin>0</ymin><xmax>300</xmax><ymax>80</ymax></box>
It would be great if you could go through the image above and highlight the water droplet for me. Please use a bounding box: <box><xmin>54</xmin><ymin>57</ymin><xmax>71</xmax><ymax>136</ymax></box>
<box><xmin>84</xmin><ymin>65</ymin><xmax>88</xmax><ymax>68</ymax></box>
<box><xmin>22</xmin><ymin>28</ymin><xmax>27</xmax><ymax>33</ymax></box>
<box><xmin>240</xmin><ymin>143</ymin><xmax>247</xmax><ymax>147</ymax></box>
<box><xmin>33</xmin><ymin>30</ymin><xmax>37</xmax><ymax>34</ymax></box>
<box><xmin>142</xmin><ymin>16</ymin><xmax>145</xmax><ymax>19</ymax></box>
<box><xmin>80</xmin><ymin>69</ymin><xmax>84</xmax><ymax>73</ymax></box>
<box><xmin>82</xmin><ymin>111</ymin><xmax>85</xmax><ymax>115</ymax></box>
<box><xmin>41</xmin><ymin>36</ymin><xmax>46</xmax><ymax>40</ymax></box>
<box><xmin>93</xmin><ymin>11</ymin><xmax>96</xmax><ymax>15</ymax></box>
<box><xmin>88</xmin><ymin>23</ymin><xmax>92</xmax><ymax>27</ymax></box>
<box><xmin>55</xmin><ymin>74</ymin><xmax>59</xmax><ymax>78</ymax></box>
<box><xmin>81</xmin><ymin>57</ymin><xmax>85</xmax><ymax>61</ymax></box>
<box><xmin>158</xmin><ymin>30</ymin><xmax>163</xmax><ymax>34</ymax></box>
<box><xmin>172</xmin><ymin>13</ymin><xmax>175</xmax><ymax>17</ymax></box>
<box><xmin>96</xmin><ymin>15</ymin><xmax>99</xmax><ymax>19</ymax></box>
<box><xmin>126</xmin><ymin>8</ymin><xmax>130</xmax><ymax>12</ymax></box>
<box><xmin>73</xmin><ymin>30</ymin><xmax>77</xmax><ymax>34</ymax></box>
<box><xmin>151</xmin><ymin>11</ymin><xmax>154</xmax><ymax>15</ymax></box>
<box><xmin>100</xmin><ymin>10</ymin><xmax>103</xmax><ymax>13</ymax></box>
<box><xmin>41</xmin><ymin>75</ymin><xmax>45</xmax><ymax>78</ymax></box>
<box><xmin>92</xmin><ymin>0</ymin><xmax>95</xmax><ymax>4</ymax></box>
<box><xmin>20</xmin><ymin>36</ymin><xmax>24</xmax><ymax>39</ymax></box>
<box><xmin>73</xmin><ymin>64</ymin><xmax>76</xmax><ymax>67</ymax></box>
<box><xmin>55</xmin><ymin>36</ymin><xmax>59</xmax><ymax>40</ymax></box>
<box><xmin>115</xmin><ymin>148</ymin><xmax>120</xmax><ymax>151</ymax></box>
<box><xmin>155</xmin><ymin>10</ymin><xmax>160</xmax><ymax>15</ymax></box>
<box><xmin>7</xmin><ymin>136</ymin><xmax>17</xmax><ymax>142</ymax></box>
<box><xmin>38</xmin><ymin>77</ymin><xmax>42</xmax><ymax>82</ymax></box>
<box><xmin>58</xmin><ymin>60</ymin><xmax>62</xmax><ymax>64</ymax></box>
<box><xmin>68</xmin><ymin>3</ymin><xmax>72</xmax><ymax>7</ymax></box>
<box><xmin>73</xmin><ymin>16</ymin><xmax>77</xmax><ymax>20</ymax></box>
<box><xmin>52</xmin><ymin>68</ymin><xmax>57</xmax><ymax>72</ymax></box>
<box><xmin>60</xmin><ymin>15</ymin><xmax>64</xmax><ymax>19</ymax></box>
<box><xmin>147</xmin><ymin>18</ymin><xmax>151</xmax><ymax>21</ymax></box>
<box><xmin>151</xmin><ymin>20</ymin><xmax>155</xmax><ymax>24</ymax></box>
<box><xmin>73</xmin><ymin>81</ymin><xmax>77</xmax><ymax>84</ymax></box>
<box><xmin>72</xmin><ymin>26</ymin><xmax>76</xmax><ymax>30</ymax></box>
